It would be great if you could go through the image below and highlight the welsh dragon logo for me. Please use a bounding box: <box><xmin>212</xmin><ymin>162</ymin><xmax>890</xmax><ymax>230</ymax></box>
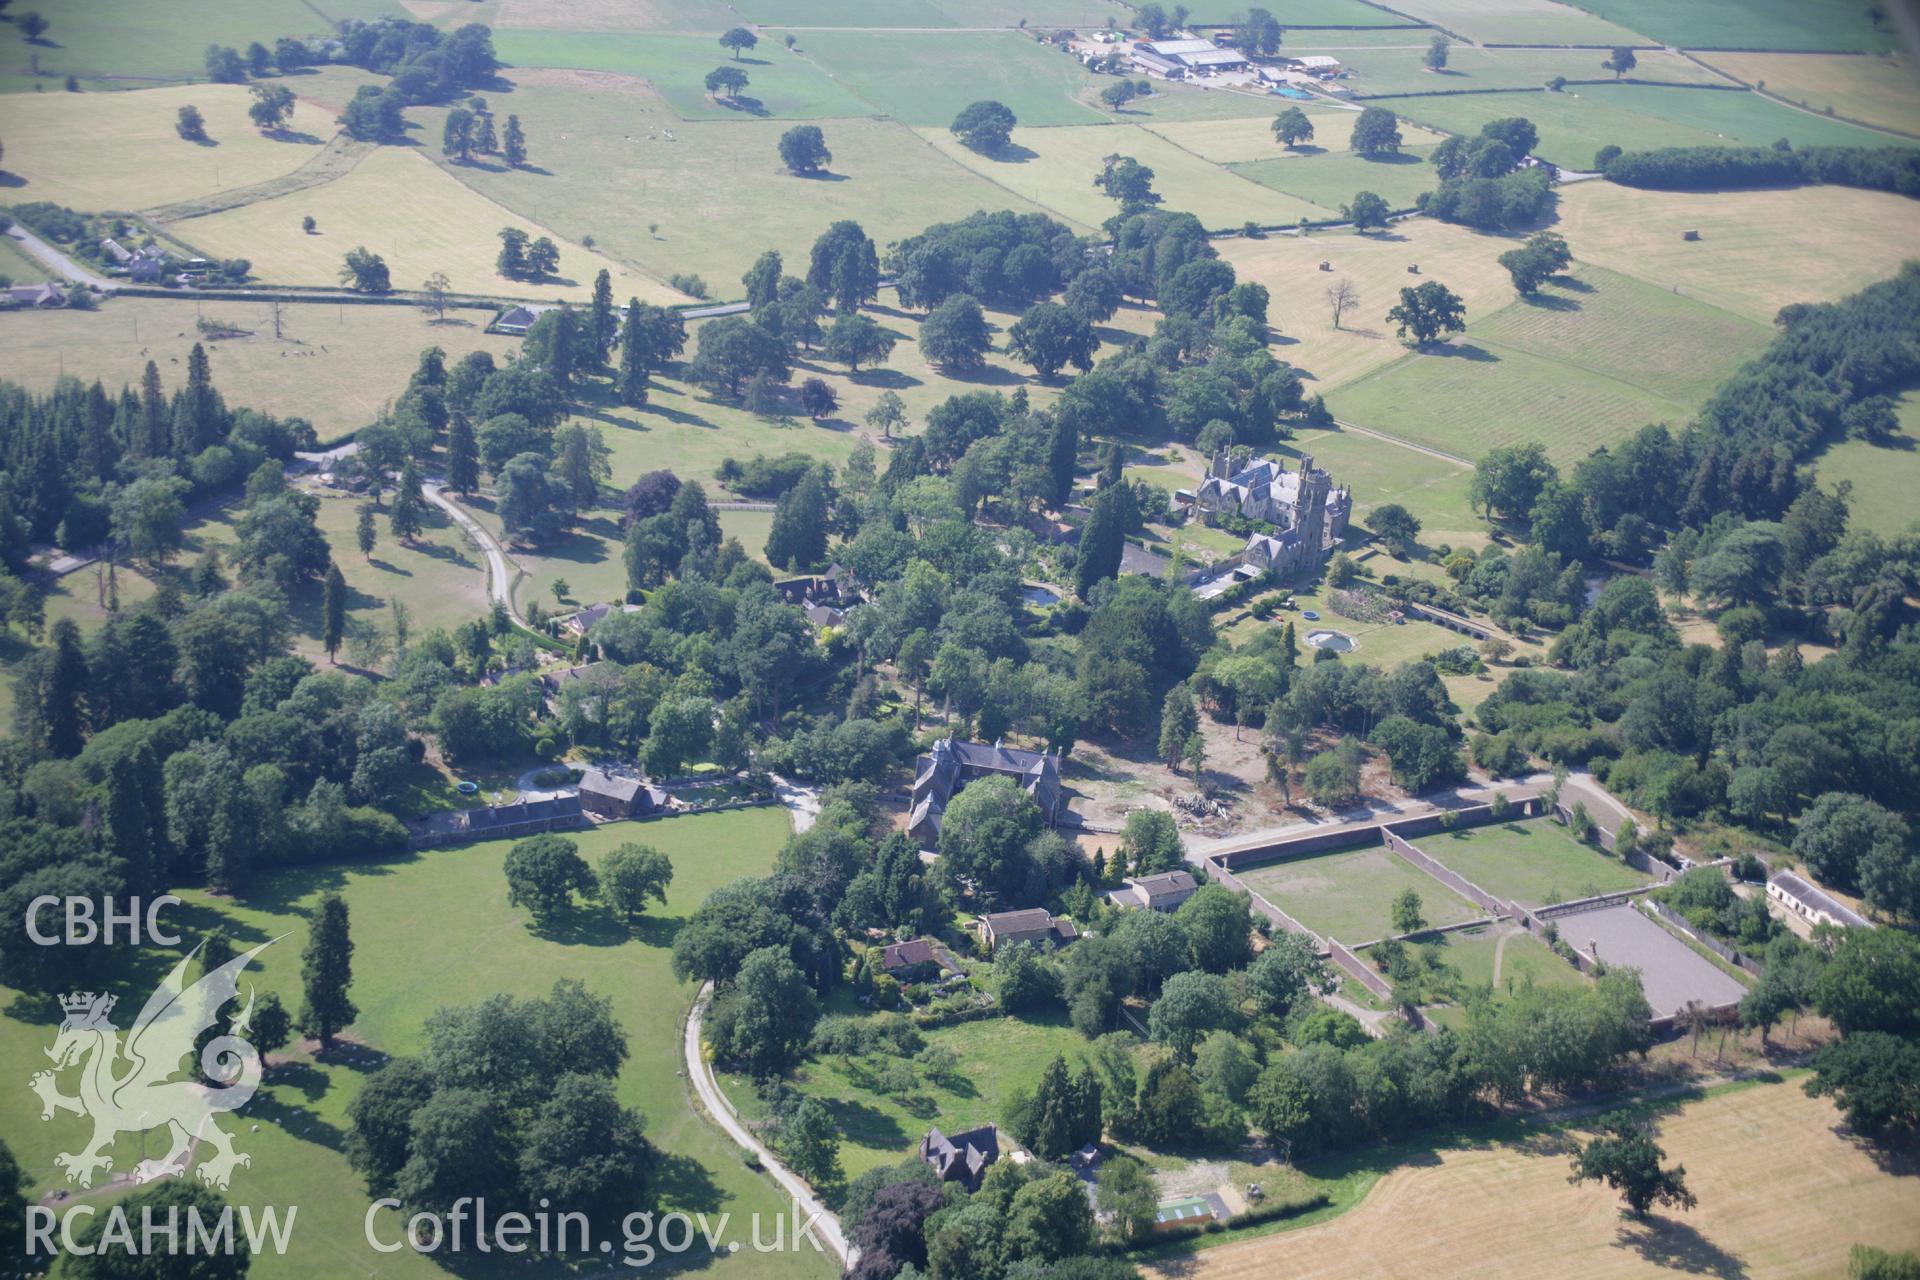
<box><xmin>31</xmin><ymin>939</ymin><xmax>278</xmax><ymax>1190</ymax></box>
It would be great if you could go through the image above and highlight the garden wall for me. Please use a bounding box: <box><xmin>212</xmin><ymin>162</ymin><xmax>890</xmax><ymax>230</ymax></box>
<box><xmin>1328</xmin><ymin>938</ymin><xmax>1393</xmax><ymax>1001</ymax></box>
<box><xmin>1383</xmin><ymin>828</ymin><xmax>1507</xmax><ymax>917</ymax></box>
<box><xmin>1641</xmin><ymin>898</ymin><xmax>1764</xmax><ymax>977</ymax></box>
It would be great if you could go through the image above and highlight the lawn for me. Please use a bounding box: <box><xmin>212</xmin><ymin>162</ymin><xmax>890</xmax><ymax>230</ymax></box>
<box><xmin>1693</xmin><ymin>51</ymin><xmax>1920</xmax><ymax>136</ymax></box>
<box><xmin>1337</xmin><ymin>45</ymin><xmax>1721</xmax><ymax>98</ymax></box>
<box><xmin>788</xmin><ymin>30</ymin><xmax>1109</xmax><ymax>127</ymax></box>
<box><xmin>416</xmin><ymin>73</ymin><xmax>1060</xmax><ymax>294</ymax></box>
<box><xmin>1416</xmin><ymin>922</ymin><xmax>1588</xmax><ymax>995</ymax></box>
<box><xmin>1807</xmin><ymin>388</ymin><xmax>1920</xmax><ymax>538</ymax></box>
<box><xmin>1361</xmin><ymin>0</ymin><xmax>1651</xmax><ymax>46</ymax></box>
<box><xmin>1276</xmin><ymin>425</ymin><xmax>1484</xmax><ymax>544</ymax></box>
<box><xmin>1232</xmin><ymin>146</ymin><xmax>1443</xmax><ymax>212</ymax></box>
<box><xmin>1217</xmin><ymin>215</ymin><xmax>1521</xmax><ymax>392</ymax></box>
<box><xmin>1552</xmin><ymin>180</ymin><xmax>1920</xmax><ymax>323</ymax></box>
<box><xmin>921</xmin><ymin>122</ymin><xmax>1323</xmax><ymax>233</ymax></box>
<box><xmin>1326</xmin><ymin>266</ymin><xmax>1771</xmax><ymax>465</ymax></box>
<box><xmin>170</xmin><ymin>146</ymin><xmax>685</xmax><ymax>303</ymax></box>
<box><xmin>1423</xmin><ymin>818</ymin><xmax>1655</xmax><ymax>907</ymax></box>
<box><xmin>1238</xmin><ymin>842</ymin><xmax>1486</xmax><ymax>944</ymax></box>
<box><xmin>1149</xmin><ymin>1080</ymin><xmax>1920</xmax><ymax>1278</ymax></box>
<box><xmin>490</xmin><ymin>30</ymin><xmax>878</xmax><ymax>119</ymax></box>
<box><xmin>0</xmin><ymin>296</ymin><xmax>522</xmax><ymax>441</ymax></box>
<box><xmin>0</xmin><ymin>83</ymin><xmax>340</xmax><ymax>214</ymax></box>
<box><xmin>0</xmin><ymin>233</ymin><xmax>54</xmax><ymax>283</ymax></box>
<box><xmin>1142</xmin><ymin>110</ymin><xmax>1448</xmax><ymax>164</ymax></box>
<box><xmin>0</xmin><ymin>807</ymin><xmax>832</xmax><ymax>1280</ymax></box>
<box><xmin>1555</xmin><ymin>0</ymin><xmax>1904</xmax><ymax>52</ymax></box>
<box><xmin>0</xmin><ymin>0</ymin><xmax>398</xmax><ymax>85</ymax></box>
<box><xmin>721</xmin><ymin>1008</ymin><xmax>1100</xmax><ymax>1180</ymax></box>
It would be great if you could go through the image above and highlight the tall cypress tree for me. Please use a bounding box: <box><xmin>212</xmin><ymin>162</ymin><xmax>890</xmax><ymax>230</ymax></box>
<box><xmin>617</xmin><ymin>300</ymin><xmax>650</xmax><ymax>407</ymax></box>
<box><xmin>588</xmin><ymin>268</ymin><xmax>617</xmax><ymax>364</ymax></box>
<box><xmin>299</xmin><ymin>892</ymin><xmax>358</xmax><ymax>1050</ymax></box>
<box><xmin>322</xmin><ymin>564</ymin><xmax>346</xmax><ymax>663</ymax></box>
<box><xmin>176</xmin><ymin>343</ymin><xmax>223</xmax><ymax>455</ymax></box>
<box><xmin>390</xmin><ymin>461</ymin><xmax>426</xmax><ymax>542</ymax></box>
<box><xmin>1046</xmin><ymin>414</ymin><xmax>1077</xmax><ymax>511</ymax></box>
<box><xmin>138</xmin><ymin>360</ymin><xmax>169</xmax><ymax>458</ymax></box>
<box><xmin>765</xmin><ymin>469</ymin><xmax>828</xmax><ymax>570</ymax></box>
<box><xmin>40</xmin><ymin>618</ymin><xmax>89</xmax><ymax>756</ymax></box>
<box><xmin>104</xmin><ymin>750</ymin><xmax>155</xmax><ymax>891</ymax></box>
<box><xmin>1075</xmin><ymin>481</ymin><xmax>1127</xmax><ymax>599</ymax></box>
<box><xmin>447</xmin><ymin>412</ymin><xmax>480</xmax><ymax>495</ymax></box>
<box><xmin>503</xmin><ymin>113</ymin><xmax>527</xmax><ymax>167</ymax></box>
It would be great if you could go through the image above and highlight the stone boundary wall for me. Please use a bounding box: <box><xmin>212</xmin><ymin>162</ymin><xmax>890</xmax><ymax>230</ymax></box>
<box><xmin>1537</xmin><ymin>887</ymin><xmax>1655</xmax><ymax>919</ymax></box>
<box><xmin>1552</xmin><ymin>803</ymin><xmax>1681</xmax><ymax>883</ymax></box>
<box><xmin>1328</xmin><ymin>939</ymin><xmax>1393</xmax><ymax>1000</ymax></box>
<box><xmin>1649</xmin><ymin>1001</ymin><xmax>1743</xmax><ymax>1036</ymax></box>
<box><xmin>1208</xmin><ymin>858</ymin><xmax>1322</xmax><ymax>942</ymax></box>
<box><xmin>1214</xmin><ymin>826</ymin><xmax>1382</xmax><ymax>871</ymax></box>
<box><xmin>1382</xmin><ymin>828</ymin><xmax>1507</xmax><ymax>917</ymax></box>
<box><xmin>1641</xmin><ymin>898</ymin><xmax>1765</xmax><ymax>977</ymax></box>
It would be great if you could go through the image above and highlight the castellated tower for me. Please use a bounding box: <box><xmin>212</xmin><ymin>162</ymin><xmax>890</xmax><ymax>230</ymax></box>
<box><xmin>1297</xmin><ymin>455</ymin><xmax>1332</xmax><ymax>563</ymax></box>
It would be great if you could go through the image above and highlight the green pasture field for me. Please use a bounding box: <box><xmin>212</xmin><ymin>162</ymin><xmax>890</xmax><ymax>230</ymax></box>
<box><xmin>1326</xmin><ymin>266</ymin><xmax>1769</xmax><ymax>465</ymax></box>
<box><xmin>1694</xmin><ymin>51</ymin><xmax>1920</xmax><ymax>137</ymax></box>
<box><xmin>1278</xmin><ymin>426</ymin><xmax>1484</xmax><ymax>544</ymax></box>
<box><xmin>1232</xmin><ymin>145</ymin><xmax>1442</xmax><ymax>210</ymax></box>
<box><xmin>1144</xmin><ymin>109</ymin><xmax>1448</xmax><ymax>163</ymax></box>
<box><xmin>0</xmin><ymin>234</ymin><xmax>53</xmax><ymax>283</ymax></box>
<box><xmin>493</xmin><ymin>0</ymin><xmax>744</xmax><ymax>33</ymax></box>
<box><xmin>718</xmin><ymin>508</ymin><xmax>778</xmax><ymax>563</ymax></box>
<box><xmin>920</xmin><ymin>122</ymin><xmax>1323</xmax><ymax>230</ymax></box>
<box><xmin>721</xmin><ymin>1008</ymin><xmax>1101</xmax><ymax>1180</ymax></box>
<box><xmin>0</xmin><ymin>296</ymin><xmax>523</xmax><ymax>441</ymax></box>
<box><xmin>0</xmin><ymin>0</ymin><xmax>398</xmax><ymax>87</ymax></box>
<box><xmin>1556</xmin><ymin>0</ymin><xmax>1902</xmax><ymax>52</ymax></box>
<box><xmin>0</xmin><ymin>807</ymin><xmax>829</xmax><ymax>1280</ymax></box>
<box><xmin>1553</xmin><ymin>180</ymin><xmax>1920</xmax><ymax>324</ymax></box>
<box><xmin>171</xmin><ymin>145</ymin><xmax>685</xmax><ymax>303</ymax></box>
<box><xmin>491</xmin><ymin>30</ymin><xmax>877</xmax><ymax>119</ymax></box>
<box><xmin>415</xmin><ymin>75</ymin><xmax>1059</xmax><ymax>294</ymax></box>
<box><xmin>785</xmin><ymin>30</ymin><xmax>1107</xmax><ymax>127</ymax></box>
<box><xmin>0</xmin><ymin>84</ymin><xmax>339</xmax><ymax>213</ymax></box>
<box><xmin>1179</xmin><ymin>0</ymin><xmax>1419</xmax><ymax>25</ymax></box>
<box><xmin>1808</xmin><ymin>389</ymin><xmax>1920</xmax><ymax>538</ymax></box>
<box><xmin>1240</xmin><ymin>842</ymin><xmax>1486</xmax><ymax>943</ymax></box>
<box><xmin>1102</xmin><ymin>82</ymin><xmax>1321</xmax><ymax>123</ymax></box>
<box><xmin>1579</xmin><ymin>81</ymin><xmax>1920</xmax><ymax>148</ymax></box>
<box><xmin>1416</xmin><ymin>923</ymin><xmax>1589</xmax><ymax>995</ymax></box>
<box><xmin>1339</xmin><ymin>45</ymin><xmax>1722</xmax><ymax>98</ymax></box>
<box><xmin>734</xmin><ymin>0</ymin><xmax>957</xmax><ymax>25</ymax></box>
<box><xmin>1364</xmin><ymin>0</ymin><xmax>1651</xmax><ymax>46</ymax></box>
<box><xmin>1424</xmin><ymin>819</ymin><xmax>1656</xmax><ymax>906</ymax></box>
<box><xmin>1370</xmin><ymin>89</ymin><xmax>1725</xmax><ymax>168</ymax></box>
<box><xmin>1221</xmin><ymin>580</ymin><xmax>1494</xmax><ymax>671</ymax></box>
<box><xmin>928</xmin><ymin>0</ymin><xmax>1136</xmax><ymax>25</ymax></box>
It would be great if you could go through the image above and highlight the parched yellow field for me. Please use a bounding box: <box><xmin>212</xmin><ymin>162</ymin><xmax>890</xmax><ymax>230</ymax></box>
<box><xmin>0</xmin><ymin>296</ymin><xmax>521</xmax><ymax>440</ymax></box>
<box><xmin>919</xmin><ymin>123</ymin><xmax>1326</xmax><ymax>231</ymax></box>
<box><xmin>1144</xmin><ymin>110</ymin><xmax>1447</xmax><ymax>165</ymax></box>
<box><xmin>1154</xmin><ymin>1081</ymin><xmax>1920</xmax><ymax>1280</ymax></box>
<box><xmin>1695</xmin><ymin>51</ymin><xmax>1920</xmax><ymax>137</ymax></box>
<box><xmin>1220</xmin><ymin>218</ymin><xmax>1520</xmax><ymax>390</ymax></box>
<box><xmin>1553</xmin><ymin>181</ymin><xmax>1920</xmax><ymax>323</ymax></box>
<box><xmin>171</xmin><ymin>147</ymin><xmax>687</xmax><ymax>303</ymax></box>
<box><xmin>0</xmin><ymin>83</ymin><xmax>339</xmax><ymax>212</ymax></box>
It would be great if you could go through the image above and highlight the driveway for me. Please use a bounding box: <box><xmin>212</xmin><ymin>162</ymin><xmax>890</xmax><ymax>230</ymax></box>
<box><xmin>422</xmin><ymin>481</ymin><xmax>523</xmax><ymax>626</ymax></box>
<box><xmin>6</xmin><ymin>225</ymin><xmax>113</xmax><ymax>291</ymax></box>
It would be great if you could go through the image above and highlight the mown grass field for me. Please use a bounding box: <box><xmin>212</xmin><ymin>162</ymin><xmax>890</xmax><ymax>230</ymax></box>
<box><xmin>495</xmin><ymin>0</ymin><xmax>742</xmax><ymax>31</ymax></box>
<box><xmin>0</xmin><ymin>296</ymin><xmax>522</xmax><ymax>441</ymax></box>
<box><xmin>1552</xmin><ymin>180</ymin><xmax>1920</xmax><ymax>323</ymax></box>
<box><xmin>1218</xmin><ymin>216</ymin><xmax>1521</xmax><ymax>391</ymax></box>
<box><xmin>1364</xmin><ymin>0</ymin><xmax>1651</xmax><ymax>46</ymax></box>
<box><xmin>0</xmin><ymin>233</ymin><xmax>54</xmax><ymax>283</ymax></box>
<box><xmin>1179</xmin><ymin>0</ymin><xmax>1418</xmax><ymax>24</ymax></box>
<box><xmin>1143</xmin><ymin>110</ymin><xmax>1447</xmax><ymax>164</ymax></box>
<box><xmin>1809</xmin><ymin>388</ymin><xmax>1920</xmax><ymax>538</ymax></box>
<box><xmin>921</xmin><ymin>122</ymin><xmax>1323</xmax><ymax>230</ymax></box>
<box><xmin>0</xmin><ymin>0</ymin><xmax>398</xmax><ymax>85</ymax></box>
<box><xmin>1151</xmin><ymin>1080</ymin><xmax>1920</xmax><ymax>1280</ymax></box>
<box><xmin>789</xmin><ymin>30</ymin><xmax>1109</xmax><ymax>127</ymax></box>
<box><xmin>171</xmin><ymin>146</ymin><xmax>685</xmax><ymax>303</ymax></box>
<box><xmin>1278</xmin><ymin>425</ymin><xmax>1484</xmax><ymax>544</ymax></box>
<box><xmin>491</xmin><ymin>30</ymin><xmax>878</xmax><ymax>119</ymax></box>
<box><xmin>0</xmin><ymin>806</ymin><xmax>830</xmax><ymax>1280</ymax></box>
<box><xmin>1425</xmin><ymin>819</ymin><xmax>1655</xmax><ymax>907</ymax></box>
<box><xmin>416</xmin><ymin>73</ymin><xmax>1059</xmax><ymax>294</ymax></box>
<box><xmin>1102</xmin><ymin>82</ymin><xmax>1320</xmax><ymax>123</ymax></box>
<box><xmin>1694</xmin><ymin>51</ymin><xmax>1920</xmax><ymax>136</ymax></box>
<box><xmin>1240</xmin><ymin>843</ymin><xmax>1486</xmax><ymax>943</ymax></box>
<box><xmin>1559</xmin><ymin>0</ymin><xmax>1903</xmax><ymax>52</ymax></box>
<box><xmin>1339</xmin><ymin>45</ymin><xmax>1722</xmax><ymax>97</ymax></box>
<box><xmin>1233</xmin><ymin>146</ymin><xmax>1442</xmax><ymax>211</ymax></box>
<box><xmin>0</xmin><ymin>83</ymin><xmax>339</xmax><ymax>213</ymax></box>
<box><xmin>1579</xmin><ymin>81</ymin><xmax>1920</xmax><ymax>148</ymax></box>
<box><xmin>1373</xmin><ymin>89</ymin><xmax>1730</xmax><ymax>170</ymax></box>
<box><xmin>1417</xmin><ymin>922</ymin><xmax>1589</xmax><ymax>995</ymax></box>
<box><xmin>1327</xmin><ymin>267</ymin><xmax>1773</xmax><ymax>465</ymax></box>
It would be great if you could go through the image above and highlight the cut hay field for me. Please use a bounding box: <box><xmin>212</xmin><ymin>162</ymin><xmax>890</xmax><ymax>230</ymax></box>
<box><xmin>0</xmin><ymin>0</ymin><xmax>399</xmax><ymax>85</ymax></box>
<box><xmin>0</xmin><ymin>296</ymin><xmax>521</xmax><ymax>440</ymax></box>
<box><xmin>171</xmin><ymin>146</ymin><xmax>685</xmax><ymax>303</ymax></box>
<box><xmin>788</xmin><ymin>30</ymin><xmax>1109</xmax><ymax>127</ymax></box>
<box><xmin>1327</xmin><ymin>267</ymin><xmax>1773</xmax><ymax>465</ymax></box>
<box><xmin>1144</xmin><ymin>110</ymin><xmax>1447</xmax><ymax>163</ymax></box>
<box><xmin>922</xmin><ymin>123</ymin><xmax>1322</xmax><ymax>232</ymax></box>
<box><xmin>1233</xmin><ymin>146</ymin><xmax>1443</xmax><ymax>211</ymax></box>
<box><xmin>0</xmin><ymin>807</ymin><xmax>832</xmax><ymax>1280</ymax></box>
<box><xmin>1364</xmin><ymin>0</ymin><xmax>1651</xmax><ymax>46</ymax></box>
<box><xmin>1424</xmin><ymin>818</ymin><xmax>1655</xmax><ymax>907</ymax></box>
<box><xmin>418</xmin><ymin>74</ymin><xmax>1059</xmax><ymax>291</ymax></box>
<box><xmin>1218</xmin><ymin>217</ymin><xmax>1519</xmax><ymax>390</ymax></box>
<box><xmin>1808</xmin><ymin>388</ymin><xmax>1920</xmax><ymax>538</ymax></box>
<box><xmin>1150</xmin><ymin>1080</ymin><xmax>1920</xmax><ymax>1280</ymax></box>
<box><xmin>0</xmin><ymin>84</ymin><xmax>338</xmax><ymax>213</ymax></box>
<box><xmin>1694</xmin><ymin>51</ymin><xmax>1920</xmax><ymax>136</ymax></box>
<box><xmin>490</xmin><ymin>30</ymin><xmax>877</xmax><ymax>119</ymax></box>
<box><xmin>1240</xmin><ymin>843</ymin><xmax>1486</xmax><ymax>943</ymax></box>
<box><xmin>1559</xmin><ymin>0</ymin><xmax>1903</xmax><ymax>52</ymax></box>
<box><xmin>1339</xmin><ymin>45</ymin><xmax>1722</xmax><ymax>97</ymax></box>
<box><xmin>1553</xmin><ymin>181</ymin><xmax>1920</xmax><ymax>323</ymax></box>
